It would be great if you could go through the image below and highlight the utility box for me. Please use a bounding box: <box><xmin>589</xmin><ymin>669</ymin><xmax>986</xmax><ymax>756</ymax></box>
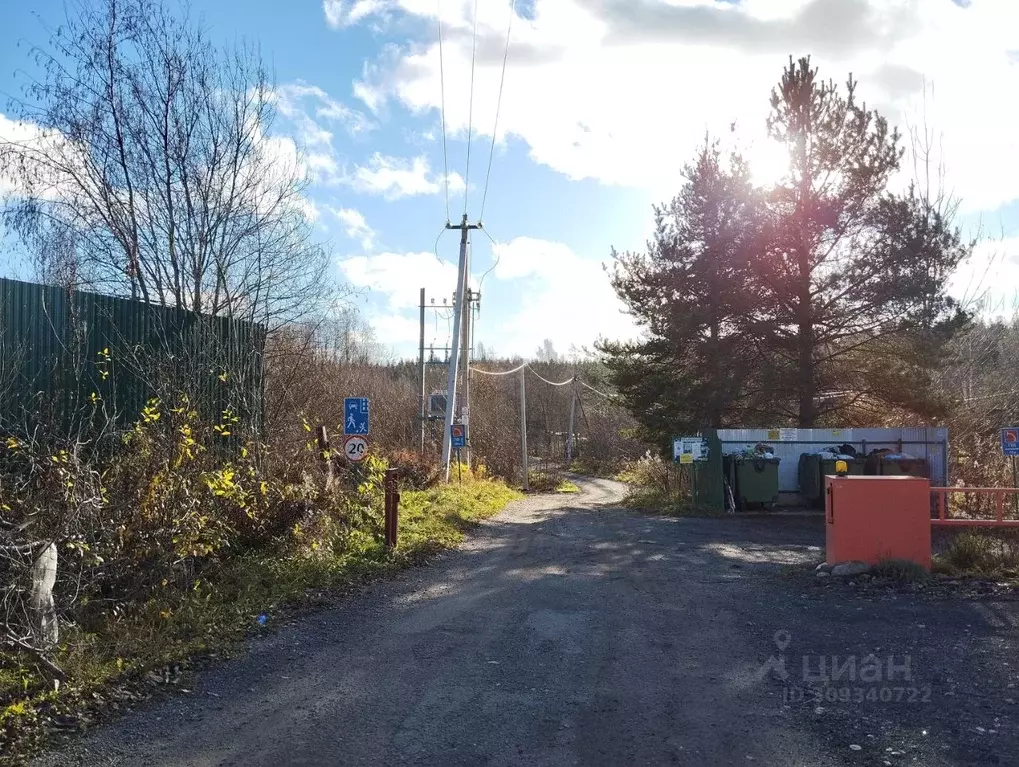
<box><xmin>825</xmin><ymin>476</ymin><xmax>931</xmax><ymax>569</ymax></box>
<box><xmin>427</xmin><ymin>392</ymin><xmax>447</xmax><ymax>419</ymax></box>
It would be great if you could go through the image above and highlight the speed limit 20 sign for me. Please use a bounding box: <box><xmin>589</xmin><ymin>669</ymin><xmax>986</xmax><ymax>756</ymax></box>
<box><xmin>343</xmin><ymin>434</ymin><xmax>369</xmax><ymax>462</ymax></box>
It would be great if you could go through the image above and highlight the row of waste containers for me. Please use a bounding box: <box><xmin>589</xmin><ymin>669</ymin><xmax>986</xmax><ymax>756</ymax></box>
<box><xmin>797</xmin><ymin>452</ymin><xmax>930</xmax><ymax>506</ymax></box>
<box><xmin>724</xmin><ymin>452</ymin><xmax>931</xmax><ymax>510</ymax></box>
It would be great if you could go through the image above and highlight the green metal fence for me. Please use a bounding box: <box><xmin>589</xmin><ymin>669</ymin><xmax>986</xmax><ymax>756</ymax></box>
<box><xmin>0</xmin><ymin>277</ymin><xmax>265</xmax><ymax>436</ymax></box>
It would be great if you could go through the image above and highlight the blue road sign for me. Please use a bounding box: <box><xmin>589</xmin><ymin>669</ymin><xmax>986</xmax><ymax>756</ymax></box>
<box><xmin>344</xmin><ymin>397</ymin><xmax>370</xmax><ymax>435</ymax></box>
<box><xmin>1002</xmin><ymin>428</ymin><xmax>1019</xmax><ymax>457</ymax></box>
<box><xmin>451</xmin><ymin>423</ymin><xmax>467</xmax><ymax>449</ymax></box>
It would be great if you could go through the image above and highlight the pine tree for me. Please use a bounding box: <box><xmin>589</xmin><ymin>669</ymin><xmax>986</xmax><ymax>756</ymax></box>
<box><xmin>600</xmin><ymin>139</ymin><xmax>772</xmax><ymax>448</ymax></box>
<box><xmin>754</xmin><ymin>56</ymin><xmax>966</xmax><ymax>426</ymax></box>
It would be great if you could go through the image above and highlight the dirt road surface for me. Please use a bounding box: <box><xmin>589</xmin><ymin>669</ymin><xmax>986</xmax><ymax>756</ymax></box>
<box><xmin>36</xmin><ymin>477</ymin><xmax>1019</xmax><ymax>766</ymax></box>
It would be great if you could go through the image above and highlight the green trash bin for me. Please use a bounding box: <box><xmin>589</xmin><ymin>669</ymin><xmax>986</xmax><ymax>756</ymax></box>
<box><xmin>799</xmin><ymin>453</ymin><xmax>865</xmax><ymax>506</ymax></box>
<box><xmin>879</xmin><ymin>457</ymin><xmax>928</xmax><ymax>478</ymax></box>
<box><xmin>722</xmin><ymin>455</ymin><xmax>735</xmax><ymax>508</ymax></box>
<box><xmin>798</xmin><ymin>453</ymin><xmax>823</xmax><ymax>505</ymax></box>
<box><xmin>730</xmin><ymin>455</ymin><xmax>780</xmax><ymax>509</ymax></box>
<box><xmin>821</xmin><ymin>458</ymin><xmax>864</xmax><ymax>481</ymax></box>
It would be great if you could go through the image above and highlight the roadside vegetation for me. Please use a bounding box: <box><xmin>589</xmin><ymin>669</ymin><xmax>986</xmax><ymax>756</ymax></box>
<box><xmin>933</xmin><ymin>531</ymin><xmax>1019</xmax><ymax>579</ymax></box>
<box><xmin>616</xmin><ymin>453</ymin><xmax>723</xmax><ymax>517</ymax></box>
<box><xmin>0</xmin><ymin>405</ymin><xmax>519</xmax><ymax>762</ymax></box>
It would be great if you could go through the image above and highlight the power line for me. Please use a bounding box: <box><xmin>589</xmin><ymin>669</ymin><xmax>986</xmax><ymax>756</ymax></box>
<box><xmin>472</xmin><ymin>362</ymin><xmax>527</xmax><ymax>376</ymax></box>
<box><xmin>527</xmin><ymin>366</ymin><xmax>573</xmax><ymax>387</ymax></box>
<box><xmin>433</xmin><ymin>224</ymin><xmax>447</xmax><ymax>263</ymax></box>
<box><xmin>578</xmin><ymin>379</ymin><xmax>611</xmax><ymax>398</ymax></box>
<box><xmin>478</xmin><ymin>0</ymin><xmax>515</xmax><ymax>224</ymax></box>
<box><xmin>462</xmin><ymin>0</ymin><xmax>480</xmax><ymax>217</ymax></box>
<box><xmin>476</xmin><ymin>225</ymin><xmax>501</xmax><ymax>293</ymax></box>
<box><xmin>471</xmin><ymin>364</ymin><xmax>610</xmax><ymax>401</ymax></box>
<box><xmin>436</xmin><ymin>0</ymin><xmax>451</xmax><ymax>223</ymax></box>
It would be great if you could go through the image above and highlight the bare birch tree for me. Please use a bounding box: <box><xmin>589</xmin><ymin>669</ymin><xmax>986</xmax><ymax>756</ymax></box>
<box><xmin>0</xmin><ymin>0</ymin><xmax>333</xmax><ymax>329</ymax></box>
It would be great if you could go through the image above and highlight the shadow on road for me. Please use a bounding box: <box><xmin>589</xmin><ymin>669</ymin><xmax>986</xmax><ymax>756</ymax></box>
<box><xmin>36</xmin><ymin>480</ymin><xmax>1019</xmax><ymax>767</ymax></box>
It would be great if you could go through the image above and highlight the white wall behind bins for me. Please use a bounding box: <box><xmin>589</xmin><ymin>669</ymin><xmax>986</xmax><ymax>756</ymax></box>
<box><xmin>716</xmin><ymin>427</ymin><xmax>948</xmax><ymax>492</ymax></box>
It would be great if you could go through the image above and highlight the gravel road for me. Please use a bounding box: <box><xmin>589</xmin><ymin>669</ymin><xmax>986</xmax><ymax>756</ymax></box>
<box><xmin>35</xmin><ymin>477</ymin><xmax>1019</xmax><ymax>766</ymax></box>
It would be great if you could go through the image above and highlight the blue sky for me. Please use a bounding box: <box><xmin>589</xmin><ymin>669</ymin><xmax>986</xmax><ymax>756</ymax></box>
<box><xmin>2</xmin><ymin>0</ymin><xmax>1019</xmax><ymax>358</ymax></box>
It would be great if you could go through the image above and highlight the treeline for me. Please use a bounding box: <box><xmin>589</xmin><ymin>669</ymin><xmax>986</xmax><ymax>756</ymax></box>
<box><xmin>269</xmin><ymin>321</ymin><xmax>641</xmax><ymax>482</ymax></box>
<box><xmin>602</xmin><ymin>57</ymin><xmax>972</xmax><ymax>450</ymax></box>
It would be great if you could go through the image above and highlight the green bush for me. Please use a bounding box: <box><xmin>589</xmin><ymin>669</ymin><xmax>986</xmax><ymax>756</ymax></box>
<box><xmin>0</xmin><ymin>397</ymin><xmax>520</xmax><ymax>763</ymax></box>
<box><xmin>934</xmin><ymin>532</ymin><xmax>1019</xmax><ymax>577</ymax></box>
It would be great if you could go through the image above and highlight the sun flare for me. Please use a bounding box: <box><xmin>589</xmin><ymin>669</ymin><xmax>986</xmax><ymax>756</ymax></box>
<box><xmin>746</xmin><ymin>137</ymin><xmax>792</xmax><ymax>188</ymax></box>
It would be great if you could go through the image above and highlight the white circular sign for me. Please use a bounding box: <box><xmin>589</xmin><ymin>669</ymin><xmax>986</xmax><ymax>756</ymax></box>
<box><xmin>343</xmin><ymin>435</ymin><xmax>369</xmax><ymax>462</ymax></box>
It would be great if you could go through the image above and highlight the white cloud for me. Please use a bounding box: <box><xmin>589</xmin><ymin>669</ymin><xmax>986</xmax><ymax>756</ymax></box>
<box><xmin>323</xmin><ymin>0</ymin><xmax>393</xmax><ymax>29</ymax></box>
<box><xmin>339</xmin><ymin>250</ymin><xmax>459</xmax><ymax>309</ymax></box>
<box><xmin>347</xmin><ymin>153</ymin><xmax>465</xmax><ymax>200</ymax></box>
<box><xmin>955</xmin><ymin>236</ymin><xmax>1019</xmax><ymax>318</ymax></box>
<box><xmin>483</xmin><ymin>236</ymin><xmax>638</xmax><ymax>355</ymax></box>
<box><xmin>337</xmin><ymin>237</ymin><xmax>637</xmax><ymax>357</ymax></box>
<box><xmin>332</xmin><ymin>206</ymin><xmax>376</xmax><ymax>249</ymax></box>
<box><xmin>275</xmin><ymin>82</ymin><xmax>374</xmax><ymax>156</ymax></box>
<box><xmin>273</xmin><ymin>81</ymin><xmax>374</xmax><ymax>185</ymax></box>
<box><xmin>348</xmin><ymin>0</ymin><xmax>1019</xmax><ymax>214</ymax></box>
<box><xmin>276</xmin><ymin>82</ymin><xmax>373</xmax><ymax>136</ymax></box>
<box><xmin>0</xmin><ymin>113</ymin><xmax>76</xmax><ymax>200</ymax></box>
<box><xmin>298</xmin><ymin>197</ymin><xmax>322</xmax><ymax>223</ymax></box>
<box><xmin>369</xmin><ymin>312</ymin><xmax>421</xmax><ymax>344</ymax></box>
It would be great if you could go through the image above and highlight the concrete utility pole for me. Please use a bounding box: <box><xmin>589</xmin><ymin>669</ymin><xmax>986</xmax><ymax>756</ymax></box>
<box><xmin>418</xmin><ymin>287</ymin><xmax>426</xmax><ymax>454</ymax></box>
<box><xmin>520</xmin><ymin>365</ymin><xmax>529</xmax><ymax>491</ymax></box>
<box><xmin>441</xmin><ymin>214</ymin><xmax>480</xmax><ymax>480</ymax></box>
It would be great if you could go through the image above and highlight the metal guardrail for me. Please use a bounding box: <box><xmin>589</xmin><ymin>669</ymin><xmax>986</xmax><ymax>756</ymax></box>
<box><xmin>931</xmin><ymin>487</ymin><xmax>1019</xmax><ymax>528</ymax></box>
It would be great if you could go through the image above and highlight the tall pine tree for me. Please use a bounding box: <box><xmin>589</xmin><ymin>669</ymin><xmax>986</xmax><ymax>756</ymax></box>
<box><xmin>755</xmin><ymin>56</ymin><xmax>966</xmax><ymax>426</ymax></box>
<box><xmin>602</xmin><ymin>57</ymin><xmax>970</xmax><ymax>439</ymax></box>
<box><xmin>600</xmin><ymin>140</ymin><xmax>773</xmax><ymax>448</ymax></box>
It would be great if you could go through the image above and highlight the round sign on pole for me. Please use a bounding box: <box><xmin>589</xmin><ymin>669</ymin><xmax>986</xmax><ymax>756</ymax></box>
<box><xmin>343</xmin><ymin>434</ymin><xmax>369</xmax><ymax>462</ymax></box>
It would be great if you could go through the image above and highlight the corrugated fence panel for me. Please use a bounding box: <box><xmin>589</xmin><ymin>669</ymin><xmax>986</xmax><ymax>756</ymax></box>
<box><xmin>717</xmin><ymin>427</ymin><xmax>949</xmax><ymax>492</ymax></box>
<box><xmin>0</xmin><ymin>277</ymin><xmax>265</xmax><ymax>435</ymax></box>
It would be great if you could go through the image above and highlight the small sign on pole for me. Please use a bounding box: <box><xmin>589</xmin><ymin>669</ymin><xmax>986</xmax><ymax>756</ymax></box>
<box><xmin>344</xmin><ymin>397</ymin><xmax>370</xmax><ymax>435</ymax></box>
<box><xmin>1002</xmin><ymin>428</ymin><xmax>1019</xmax><ymax>457</ymax></box>
<box><xmin>343</xmin><ymin>434</ymin><xmax>369</xmax><ymax>462</ymax></box>
<box><xmin>451</xmin><ymin>423</ymin><xmax>467</xmax><ymax>449</ymax></box>
<box><xmin>1004</xmin><ymin>428</ymin><xmax>1019</xmax><ymax>516</ymax></box>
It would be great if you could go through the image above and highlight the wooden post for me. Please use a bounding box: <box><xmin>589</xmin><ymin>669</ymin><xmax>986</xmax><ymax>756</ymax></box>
<box><xmin>384</xmin><ymin>468</ymin><xmax>400</xmax><ymax>548</ymax></box>
<box><xmin>316</xmin><ymin>425</ymin><xmax>333</xmax><ymax>489</ymax></box>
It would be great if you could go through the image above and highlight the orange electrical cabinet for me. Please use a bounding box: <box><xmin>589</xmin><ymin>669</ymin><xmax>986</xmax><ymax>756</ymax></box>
<box><xmin>825</xmin><ymin>476</ymin><xmax>931</xmax><ymax>569</ymax></box>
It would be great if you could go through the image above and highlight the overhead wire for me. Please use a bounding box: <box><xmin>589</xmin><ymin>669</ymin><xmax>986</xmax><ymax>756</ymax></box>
<box><xmin>478</xmin><ymin>0</ymin><xmax>515</xmax><ymax>224</ymax></box>
<box><xmin>578</xmin><ymin>379</ymin><xmax>611</xmax><ymax>398</ymax></box>
<box><xmin>462</xmin><ymin>0</ymin><xmax>480</xmax><ymax>217</ymax></box>
<box><xmin>526</xmin><ymin>367</ymin><xmax>573</xmax><ymax>387</ymax></box>
<box><xmin>471</xmin><ymin>363</ymin><xmax>610</xmax><ymax>401</ymax></box>
<box><xmin>472</xmin><ymin>362</ymin><xmax>527</xmax><ymax>376</ymax></box>
<box><xmin>476</xmin><ymin>225</ymin><xmax>501</xmax><ymax>295</ymax></box>
<box><xmin>433</xmin><ymin>224</ymin><xmax>447</xmax><ymax>263</ymax></box>
<box><xmin>436</xmin><ymin>0</ymin><xmax>451</xmax><ymax>223</ymax></box>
